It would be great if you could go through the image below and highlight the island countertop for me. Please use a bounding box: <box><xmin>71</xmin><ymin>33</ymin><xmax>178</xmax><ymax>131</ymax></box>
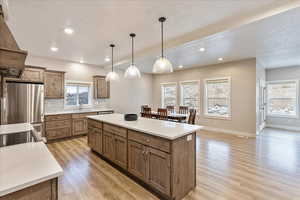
<box><xmin>0</xmin><ymin>142</ymin><xmax>63</xmax><ymax>197</ymax></box>
<box><xmin>87</xmin><ymin>113</ymin><xmax>202</xmax><ymax>140</ymax></box>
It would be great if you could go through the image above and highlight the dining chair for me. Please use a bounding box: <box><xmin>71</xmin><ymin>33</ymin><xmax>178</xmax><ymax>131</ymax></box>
<box><xmin>187</xmin><ymin>109</ymin><xmax>197</xmax><ymax>125</ymax></box>
<box><xmin>143</xmin><ymin>107</ymin><xmax>152</xmax><ymax>118</ymax></box>
<box><xmin>166</xmin><ymin>106</ymin><xmax>175</xmax><ymax>113</ymax></box>
<box><xmin>157</xmin><ymin>108</ymin><xmax>168</xmax><ymax>120</ymax></box>
<box><xmin>179</xmin><ymin>106</ymin><xmax>189</xmax><ymax>114</ymax></box>
<box><xmin>141</xmin><ymin>105</ymin><xmax>149</xmax><ymax>115</ymax></box>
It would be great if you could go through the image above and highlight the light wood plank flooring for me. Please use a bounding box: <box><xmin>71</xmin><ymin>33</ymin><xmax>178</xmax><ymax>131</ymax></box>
<box><xmin>47</xmin><ymin>128</ymin><xmax>300</xmax><ymax>200</ymax></box>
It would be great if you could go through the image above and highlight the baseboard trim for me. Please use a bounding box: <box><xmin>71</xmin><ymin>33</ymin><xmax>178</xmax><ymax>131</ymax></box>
<box><xmin>266</xmin><ymin>124</ymin><xmax>300</xmax><ymax>132</ymax></box>
<box><xmin>200</xmin><ymin>126</ymin><xmax>256</xmax><ymax>138</ymax></box>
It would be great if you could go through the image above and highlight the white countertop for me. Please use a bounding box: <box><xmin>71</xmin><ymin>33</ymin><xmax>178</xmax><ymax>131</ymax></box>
<box><xmin>45</xmin><ymin>107</ymin><xmax>113</xmax><ymax>115</ymax></box>
<box><xmin>0</xmin><ymin>123</ymin><xmax>33</xmax><ymax>136</ymax></box>
<box><xmin>87</xmin><ymin>114</ymin><xmax>202</xmax><ymax>140</ymax></box>
<box><xmin>0</xmin><ymin>142</ymin><xmax>63</xmax><ymax>197</ymax></box>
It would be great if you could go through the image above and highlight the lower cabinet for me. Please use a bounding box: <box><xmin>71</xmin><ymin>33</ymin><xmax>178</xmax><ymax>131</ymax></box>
<box><xmin>72</xmin><ymin>118</ymin><xmax>88</xmax><ymax>136</ymax></box>
<box><xmin>88</xmin><ymin>127</ymin><xmax>103</xmax><ymax>154</ymax></box>
<box><xmin>128</xmin><ymin>140</ymin><xmax>148</xmax><ymax>181</ymax></box>
<box><xmin>102</xmin><ymin>131</ymin><xmax>115</xmax><ymax>161</ymax></box>
<box><xmin>114</xmin><ymin>135</ymin><xmax>127</xmax><ymax>169</ymax></box>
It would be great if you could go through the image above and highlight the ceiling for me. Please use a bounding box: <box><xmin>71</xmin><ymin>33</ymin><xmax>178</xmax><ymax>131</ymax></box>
<box><xmin>5</xmin><ymin>0</ymin><xmax>300</xmax><ymax>72</ymax></box>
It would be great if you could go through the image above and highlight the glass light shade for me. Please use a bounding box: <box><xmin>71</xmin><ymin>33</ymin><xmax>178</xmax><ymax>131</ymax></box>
<box><xmin>124</xmin><ymin>64</ymin><xmax>141</xmax><ymax>79</ymax></box>
<box><xmin>152</xmin><ymin>57</ymin><xmax>173</xmax><ymax>73</ymax></box>
<box><xmin>105</xmin><ymin>71</ymin><xmax>119</xmax><ymax>82</ymax></box>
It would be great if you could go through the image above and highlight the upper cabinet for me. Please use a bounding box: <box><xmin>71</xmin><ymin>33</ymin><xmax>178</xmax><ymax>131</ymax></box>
<box><xmin>93</xmin><ymin>75</ymin><xmax>110</xmax><ymax>99</ymax></box>
<box><xmin>21</xmin><ymin>66</ymin><xmax>45</xmax><ymax>83</ymax></box>
<box><xmin>45</xmin><ymin>70</ymin><xmax>65</xmax><ymax>99</ymax></box>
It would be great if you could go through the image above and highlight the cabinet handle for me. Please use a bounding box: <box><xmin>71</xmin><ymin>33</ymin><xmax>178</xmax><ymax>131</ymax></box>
<box><xmin>146</xmin><ymin>139</ymin><xmax>150</xmax><ymax>143</ymax></box>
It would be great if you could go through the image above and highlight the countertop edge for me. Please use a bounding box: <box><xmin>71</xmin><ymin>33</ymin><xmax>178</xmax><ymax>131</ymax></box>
<box><xmin>45</xmin><ymin>108</ymin><xmax>114</xmax><ymax>115</ymax></box>
<box><xmin>86</xmin><ymin>116</ymin><xmax>202</xmax><ymax>140</ymax></box>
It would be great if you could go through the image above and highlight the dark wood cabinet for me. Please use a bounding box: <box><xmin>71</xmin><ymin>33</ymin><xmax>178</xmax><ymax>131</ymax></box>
<box><xmin>128</xmin><ymin>140</ymin><xmax>148</xmax><ymax>181</ymax></box>
<box><xmin>93</xmin><ymin>75</ymin><xmax>110</xmax><ymax>99</ymax></box>
<box><xmin>45</xmin><ymin>70</ymin><xmax>65</xmax><ymax>99</ymax></box>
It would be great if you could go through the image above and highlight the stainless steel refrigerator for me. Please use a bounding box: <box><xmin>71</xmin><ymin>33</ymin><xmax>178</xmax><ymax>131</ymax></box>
<box><xmin>3</xmin><ymin>81</ymin><xmax>44</xmax><ymax>132</ymax></box>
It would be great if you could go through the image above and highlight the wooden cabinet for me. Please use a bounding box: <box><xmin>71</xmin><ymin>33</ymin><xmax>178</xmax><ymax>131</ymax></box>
<box><xmin>102</xmin><ymin>131</ymin><xmax>115</xmax><ymax>160</ymax></box>
<box><xmin>45</xmin><ymin>114</ymin><xmax>72</xmax><ymax>140</ymax></box>
<box><xmin>93</xmin><ymin>75</ymin><xmax>110</xmax><ymax>99</ymax></box>
<box><xmin>21</xmin><ymin>66</ymin><xmax>45</xmax><ymax>83</ymax></box>
<box><xmin>88</xmin><ymin>127</ymin><xmax>102</xmax><ymax>154</ymax></box>
<box><xmin>128</xmin><ymin>140</ymin><xmax>148</xmax><ymax>181</ymax></box>
<box><xmin>147</xmin><ymin>147</ymin><xmax>171</xmax><ymax>195</ymax></box>
<box><xmin>113</xmin><ymin>135</ymin><xmax>127</xmax><ymax>169</ymax></box>
<box><xmin>72</xmin><ymin>118</ymin><xmax>87</xmax><ymax>136</ymax></box>
<box><xmin>45</xmin><ymin>70</ymin><xmax>65</xmax><ymax>99</ymax></box>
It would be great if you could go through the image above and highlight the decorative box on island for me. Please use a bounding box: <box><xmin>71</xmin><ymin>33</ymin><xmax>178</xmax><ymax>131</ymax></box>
<box><xmin>124</xmin><ymin>114</ymin><xmax>138</xmax><ymax>121</ymax></box>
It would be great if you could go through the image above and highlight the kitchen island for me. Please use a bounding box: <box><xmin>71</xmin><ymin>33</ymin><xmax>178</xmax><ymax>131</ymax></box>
<box><xmin>87</xmin><ymin>113</ymin><xmax>202</xmax><ymax>200</ymax></box>
<box><xmin>0</xmin><ymin>142</ymin><xmax>63</xmax><ymax>199</ymax></box>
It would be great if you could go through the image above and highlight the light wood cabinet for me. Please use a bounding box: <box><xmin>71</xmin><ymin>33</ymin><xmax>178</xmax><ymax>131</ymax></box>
<box><xmin>45</xmin><ymin>114</ymin><xmax>72</xmax><ymax>140</ymax></box>
<box><xmin>128</xmin><ymin>140</ymin><xmax>148</xmax><ymax>181</ymax></box>
<box><xmin>93</xmin><ymin>75</ymin><xmax>110</xmax><ymax>99</ymax></box>
<box><xmin>102</xmin><ymin>131</ymin><xmax>115</xmax><ymax>160</ymax></box>
<box><xmin>45</xmin><ymin>70</ymin><xmax>65</xmax><ymax>99</ymax></box>
<box><xmin>72</xmin><ymin>118</ymin><xmax>87</xmax><ymax>136</ymax></box>
<box><xmin>113</xmin><ymin>135</ymin><xmax>127</xmax><ymax>169</ymax></box>
<box><xmin>21</xmin><ymin>66</ymin><xmax>45</xmax><ymax>83</ymax></box>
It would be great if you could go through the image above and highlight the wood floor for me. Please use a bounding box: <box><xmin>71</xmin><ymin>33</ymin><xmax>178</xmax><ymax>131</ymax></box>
<box><xmin>47</xmin><ymin>128</ymin><xmax>300</xmax><ymax>200</ymax></box>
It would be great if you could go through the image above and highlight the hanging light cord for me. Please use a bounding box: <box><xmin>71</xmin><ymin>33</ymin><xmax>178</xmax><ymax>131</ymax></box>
<box><xmin>111</xmin><ymin>45</ymin><xmax>114</xmax><ymax>72</ymax></box>
<box><xmin>161</xmin><ymin>19</ymin><xmax>164</xmax><ymax>58</ymax></box>
<box><xmin>132</xmin><ymin>35</ymin><xmax>134</xmax><ymax>65</ymax></box>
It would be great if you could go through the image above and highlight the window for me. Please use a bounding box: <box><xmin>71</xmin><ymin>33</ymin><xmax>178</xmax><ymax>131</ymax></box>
<box><xmin>161</xmin><ymin>83</ymin><xmax>177</xmax><ymax>107</ymax></box>
<box><xmin>267</xmin><ymin>80</ymin><xmax>298</xmax><ymax>117</ymax></box>
<box><xmin>180</xmin><ymin>81</ymin><xmax>200</xmax><ymax>111</ymax></box>
<box><xmin>204</xmin><ymin>77</ymin><xmax>231</xmax><ymax>118</ymax></box>
<box><xmin>65</xmin><ymin>82</ymin><xmax>92</xmax><ymax>107</ymax></box>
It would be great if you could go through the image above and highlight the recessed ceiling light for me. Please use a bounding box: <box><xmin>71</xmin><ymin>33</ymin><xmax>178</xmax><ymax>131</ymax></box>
<box><xmin>178</xmin><ymin>65</ymin><xmax>183</xmax><ymax>69</ymax></box>
<box><xmin>50</xmin><ymin>47</ymin><xmax>58</xmax><ymax>52</ymax></box>
<box><xmin>218</xmin><ymin>57</ymin><xmax>224</xmax><ymax>61</ymax></box>
<box><xmin>105</xmin><ymin>57</ymin><xmax>110</xmax><ymax>62</ymax></box>
<box><xmin>79</xmin><ymin>59</ymin><xmax>84</xmax><ymax>63</ymax></box>
<box><xmin>64</xmin><ymin>28</ymin><xmax>74</xmax><ymax>35</ymax></box>
<box><xmin>199</xmin><ymin>47</ymin><xmax>205</xmax><ymax>52</ymax></box>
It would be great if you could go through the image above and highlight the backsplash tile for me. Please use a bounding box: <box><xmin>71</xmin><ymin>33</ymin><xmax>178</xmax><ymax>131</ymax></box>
<box><xmin>45</xmin><ymin>98</ymin><xmax>111</xmax><ymax>113</ymax></box>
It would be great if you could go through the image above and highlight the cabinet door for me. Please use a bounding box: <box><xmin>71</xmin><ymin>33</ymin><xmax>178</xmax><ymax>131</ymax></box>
<box><xmin>46</xmin><ymin>128</ymin><xmax>71</xmax><ymax>140</ymax></box>
<box><xmin>45</xmin><ymin>71</ymin><xmax>65</xmax><ymax>99</ymax></box>
<box><xmin>72</xmin><ymin>118</ymin><xmax>88</xmax><ymax>136</ymax></box>
<box><xmin>147</xmin><ymin>147</ymin><xmax>171</xmax><ymax>196</ymax></box>
<box><xmin>102</xmin><ymin>131</ymin><xmax>114</xmax><ymax>160</ymax></box>
<box><xmin>128</xmin><ymin>140</ymin><xmax>147</xmax><ymax>181</ymax></box>
<box><xmin>21</xmin><ymin>67</ymin><xmax>45</xmax><ymax>83</ymax></box>
<box><xmin>114</xmin><ymin>135</ymin><xmax>127</xmax><ymax>169</ymax></box>
<box><xmin>94</xmin><ymin>128</ymin><xmax>103</xmax><ymax>154</ymax></box>
<box><xmin>87</xmin><ymin>127</ymin><xmax>95</xmax><ymax>148</ymax></box>
<box><xmin>93</xmin><ymin>76</ymin><xmax>110</xmax><ymax>99</ymax></box>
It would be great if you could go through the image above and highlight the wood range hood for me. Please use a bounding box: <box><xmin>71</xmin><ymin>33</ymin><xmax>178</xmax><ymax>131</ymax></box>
<box><xmin>0</xmin><ymin>5</ymin><xmax>27</xmax><ymax>78</ymax></box>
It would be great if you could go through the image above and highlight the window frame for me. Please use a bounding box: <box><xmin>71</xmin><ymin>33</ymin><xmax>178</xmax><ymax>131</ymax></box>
<box><xmin>179</xmin><ymin>80</ymin><xmax>200</xmax><ymax>112</ymax></box>
<box><xmin>64</xmin><ymin>80</ymin><xmax>93</xmax><ymax>108</ymax></box>
<box><xmin>266</xmin><ymin>80</ymin><xmax>299</xmax><ymax>119</ymax></box>
<box><xmin>204</xmin><ymin>77</ymin><xmax>232</xmax><ymax>120</ymax></box>
<box><xmin>161</xmin><ymin>82</ymin><xmax>177</xmax><ymax>108</ymax></box>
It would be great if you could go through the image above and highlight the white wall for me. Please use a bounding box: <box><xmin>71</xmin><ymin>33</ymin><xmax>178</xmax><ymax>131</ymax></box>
<box><xmin>266</xmin><ymin>66</ymin><xmax>300</xmax><ymax>131</ymax></box>
<box><xmin>25</xmin><ymin>55</ymin><xmax>153</xmax><ymax>114</ymax></box>
<box><xmin>152</xmin><ymin>58</ymin><xmax>257</xmax><ymax>137</ymax></box>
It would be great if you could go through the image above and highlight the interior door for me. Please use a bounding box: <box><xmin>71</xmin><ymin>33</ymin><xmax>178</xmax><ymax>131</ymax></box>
<box><xmin>259</xmin><ymin>80</ymin><xmax>267</xmax><ymax>132</ymax></box>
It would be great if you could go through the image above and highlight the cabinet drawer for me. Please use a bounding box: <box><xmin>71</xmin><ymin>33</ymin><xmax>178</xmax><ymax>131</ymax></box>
<box><xmin>103</xmin><ymin>123</ymin><xmax>127</xmax><ymax>138</ymax></box>
<box><xmin>46</xmin><ymin>128</ymin><xmax>71</xmax><ymax>140</ymax></box>
<box><xmin>46</xmin><ymin>120</ymin><xmax>71</xmax><ymax>129</ymax></box>
<box><xmin>72</xmin><ymin>112</ymin><xmax>98</xmax><ymax>119</ymax></box>
<box><xmin>128</xmin><ymin>130</ymin><xmax>170</xmax><ymax>153</ymax></box>
<box><xmin>45</xmin><ymin>114</ymin><xmax>71</xmax><ymax>121</ymax></box>
<box><xmin>88</xmin><ymin>119</ymin><xmax>102</xmax><ymax>129</ymax></box>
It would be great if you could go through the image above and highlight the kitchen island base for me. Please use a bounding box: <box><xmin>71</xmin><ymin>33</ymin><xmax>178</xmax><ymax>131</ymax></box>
<box><xmin>0</xmin><ymin>178</ymin><xmax>58</xmax><ymax>200</ymax></box>
<box><xmin>87</xmin><ymin>117</ymin><xmax>198</xmax><ymax>200</ymax></box>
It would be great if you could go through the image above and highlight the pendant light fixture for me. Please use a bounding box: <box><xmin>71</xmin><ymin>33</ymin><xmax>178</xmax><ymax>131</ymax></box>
<box><xmin>152</xmin><ymin>17</ymin><xmax>173</xmax><ymax>73</ymax></box>
<box><xmin>105</xmin><ymin>44</ymin><xmax>119</xmax><ymax>82</ymax></box>
<box><xmin>125</xmin><ymin>33</ymin><xmax>141</xmax><ymax>79</ymax></box>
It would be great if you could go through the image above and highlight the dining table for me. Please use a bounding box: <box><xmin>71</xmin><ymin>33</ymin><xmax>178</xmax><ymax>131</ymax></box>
<box><xmin>140</xmin><ymin>111</ymin><xmax>188</xmax><ymax>122</ymax></box>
